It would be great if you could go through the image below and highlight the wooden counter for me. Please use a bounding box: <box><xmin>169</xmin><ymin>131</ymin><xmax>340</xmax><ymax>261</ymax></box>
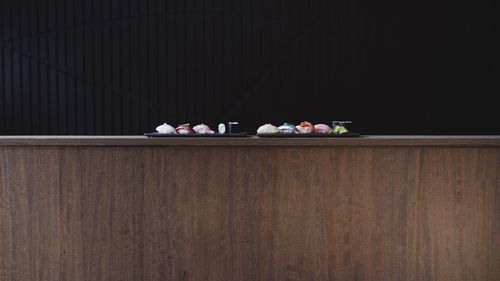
<box><xmin>1</xmin><ymin>136</ymin><xmax>499</xmax><ymax>280</ymax></box>
<box><xmin>1</xmin><ymin>135</ymin><xmax>500</xmax><ymax>146</ymax></box>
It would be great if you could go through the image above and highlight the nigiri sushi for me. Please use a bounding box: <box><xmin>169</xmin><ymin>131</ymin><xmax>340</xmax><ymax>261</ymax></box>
<box><xmin>156</xmin><ymin>123</ymin><xmax>176</xmax><ymax>134</ymax></box>
<box><xmin>193</xmin><ymin>124</ymin><xmax>215</xmax><ymax>134</ymax></box>
<box><xmin>314</xmin><ymin>124</ymin><xmax>332</xmax><ymax>134</ymax></box>
<box><xmin>278</xmin><ymin>123</ymin><xmax>299</xmax><ymax>134</ymax></box>
<box><xmin>331</xmin><ymin>121</ymin><xmax>350</xmax><ymax>134</ymax></box>
<box><xmin>332</xmin><ymin>125</ymin><xmax>349</xmax><ymax>134</ymax></box>
<box><xmin>296</xmin><ymin>121</ymin><xmax>314</xmax><ymax>134</ymax></box>
<box><xmin>257</xmin><ymin>124</ymin><xmax>279</xmax><ymax>134</ymax></box>
<box><xmin>175</xmin><ymin>124</ymin><xmax>194</xmax><ymax>134</ymax></box>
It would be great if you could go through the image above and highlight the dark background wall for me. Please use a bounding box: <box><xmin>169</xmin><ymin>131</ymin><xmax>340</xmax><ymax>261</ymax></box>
<box><xmin>1</xmin><ymin>0</ymin><xmax>499</xmax><ymax>135</ymax></box>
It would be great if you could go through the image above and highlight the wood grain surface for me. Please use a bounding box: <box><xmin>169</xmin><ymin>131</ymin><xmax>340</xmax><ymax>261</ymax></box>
<box><xmin>1</xmin><ymin>145</ymin><xmax>499</xmax><ymax>280</ymax></box>
<box><xmin>1</xmin><ymin>135</ymin><xmax>500</xmax><ymax>147</ymax></box>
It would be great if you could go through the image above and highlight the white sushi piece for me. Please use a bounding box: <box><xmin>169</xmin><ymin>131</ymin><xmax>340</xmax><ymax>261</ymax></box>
<box><xmin>156</xmin><ymin>123</ymin><xmax>176</xmax><ymax>134</ymax></box>
<box><xmin>257</xmin><ymin>124</ymin><xmax>279</xmax><ymax>134</ymax></box>
<box><xmin>193</xmin><ymin>124</ymin><xmax>215</xmax><ymax>134</ymax></box>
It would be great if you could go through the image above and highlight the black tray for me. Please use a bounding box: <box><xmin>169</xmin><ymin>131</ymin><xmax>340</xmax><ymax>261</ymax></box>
<box><xmin>144</xmin><ymin>132</ymin><xmax>249</xmax><ymax>138</ymax></box>
<box><xmin>256</xmin><ymin>132</ymin><xmax>361</xmax><ymax>138</ymax></box>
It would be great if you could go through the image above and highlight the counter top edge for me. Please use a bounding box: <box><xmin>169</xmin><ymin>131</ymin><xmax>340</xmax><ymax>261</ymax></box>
<box><xmin>1</xmin><ymin>136</ymin><xmax>500</xmax><ymax>147</ymax></box>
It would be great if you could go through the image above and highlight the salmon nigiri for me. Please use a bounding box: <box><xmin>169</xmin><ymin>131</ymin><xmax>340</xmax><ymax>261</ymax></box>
<box><xmin>296</xmin><ymin>121</ymin><xmax>314</xmax><ymax>133</ymax></box>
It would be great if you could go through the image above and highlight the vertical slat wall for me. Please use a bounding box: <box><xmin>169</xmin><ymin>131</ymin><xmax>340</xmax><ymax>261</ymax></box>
<box><xmin>0</xmin><ymin>0</ymin><xmax>499</xmax><ymax>135</ymax></box>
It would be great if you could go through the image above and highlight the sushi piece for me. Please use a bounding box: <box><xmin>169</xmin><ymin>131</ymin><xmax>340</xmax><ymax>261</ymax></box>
<box><xmin>257</xmin><ymin>124</ymin><xmax>279</xmax><ymax>134</ymax></box>
<box><xmin>175</xmin><ymin>124</ymin><xmax>194</xmax><ymax>134</ymax></box>
<box><xmin>332</xmin><ymin>125</ymin><xmax>349</xmax><ymax>134</ymax></box>
<box><xmin>278</xmin><ymin>123</ymin><xmax>299</xmax><ymax>134</ymax></box>
<box><xmin>193</xmin><ymin>124</ymin><xmax>215</xmax><ymax>134</ymax></box>
<box><xmin>332</xmin><ymin>121</ymin><xmax>350</xmax><ymax>134</ymax></box>
<box><xmin>156</xmin><ymin>123</ymin><xmax>176</xmax><ymax>134</ymax></box>
<box><xmin>314</xmin><ymin>124</ymin><xmax>332</xmax><ymax>134</ymax></box>
<box><xmin>296</xmin><ymin>121</ymin><xmax>314</xmax><ymax>134</ymax></box>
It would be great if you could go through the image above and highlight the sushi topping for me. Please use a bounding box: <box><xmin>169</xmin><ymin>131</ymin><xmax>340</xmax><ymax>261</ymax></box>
<box><xmin>278</xmin><ymin>123</ymin><xmax>299</xmax><ymax>134</ymax></box>
<box><xmin>175</xmin><ymin>124</ymin><xmax>194</xmax><ymax>134</ymax></box>
<box><xmin>296</xmin><ymin>121</ymin><xmax>314</xmax><ymax>134</ymax></box>
<box><xmin>257</xmin><ymin>124</ymin><xmax>280</xmax><ymax>134</ymax></box>
<box><xmin>313</xmin><ymin>124</ymin><xmax>332</xmax><ymax>134</ymax></box>
<box><xmin>193</xmin><ymin>124</ymin><xmax>215</xmax><ymax>134</ymax></box>
<box><xmin>156</xmin><ymin>123</ymin><xmax>177</xmax><ymax>134</ymax></box>
<box><xmin>331</xmin><ymin>121</ymin><xmax>351</xmax><ymax>134</ymax></box>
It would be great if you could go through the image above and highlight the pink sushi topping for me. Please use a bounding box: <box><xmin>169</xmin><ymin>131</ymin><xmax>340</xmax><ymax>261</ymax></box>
<box><xmin>314</xmin><ymin>124</ymin><xmax>332</xmax><ymax>134</ymax></box>
<box><xmin>175</xmin><ymin>124</ymin><xmax>194</xmax><ymax>134</ymax></box>
<box><xmin>193</xmin><ymin>124</ymin><xmax>215</xmax><ymax>134</ymax></box>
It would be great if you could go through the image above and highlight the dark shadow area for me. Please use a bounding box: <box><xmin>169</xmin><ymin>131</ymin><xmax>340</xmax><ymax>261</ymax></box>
<box><xmin>1</xmin><ymin>0</ymin><xmax>499</xmax><ymax>134</ymax></box>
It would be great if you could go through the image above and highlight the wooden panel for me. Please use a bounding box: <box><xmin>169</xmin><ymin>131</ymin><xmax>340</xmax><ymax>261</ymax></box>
<box><xmin>1</xmin><ymin>145</ymin><xmax>499</xmax><ymax>280</ymax></box>
<box><xmin>59</xmin><ymin>147</ymin><xmax>84</xmax><ymax>281</ymax></box>
<box><xmin>141</xmin><ymin>147</ymin><xmax>264</xmax><ymax>280</ymax></box>
<box><xmin>0</xmin><ymin>147</ymin><xmax>61</xmax><ymax>280</ymax></box>
<box><xmin>417</xmin><ymin>148</ymin><xmax>499</xmax><ymax>281</ymax></box>
<box><xmin>80</xmin><ymin>147</ymin><xmax>144</xmax><ymax>280</ymax></box>
<box><xmin>349</xmin><ymin>148</ymin><xmax>421</xmax><ymax>280</ymax></box>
